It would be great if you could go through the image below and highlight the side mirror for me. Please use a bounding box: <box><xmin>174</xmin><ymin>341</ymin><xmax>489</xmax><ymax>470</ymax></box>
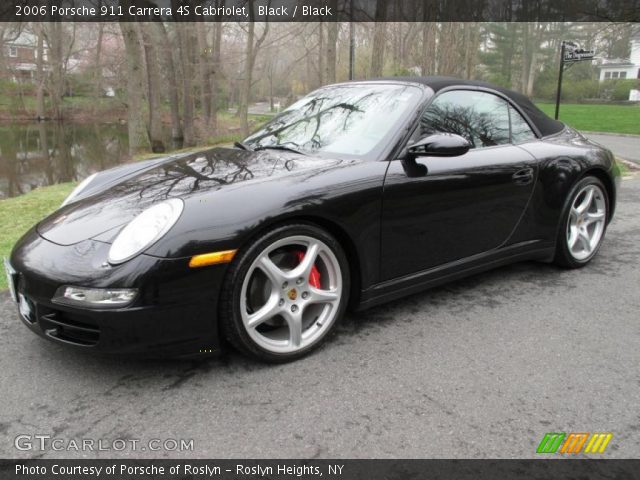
<box><xmin>407</xmin><ymin>133</ymin><xmax>470</xmax><ymax>159</ymax></box>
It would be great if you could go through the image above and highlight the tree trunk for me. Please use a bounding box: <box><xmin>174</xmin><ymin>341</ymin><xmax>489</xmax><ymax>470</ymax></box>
<box><xmin>239</xmin><ymin>9</ymin><xmax>270</xmax><ymax>135</ymax></box>
<box><xmin>211</xmin><ymin>20</ymin><xmax>223</xmax><ymax>134</ymax></box>
<box><xmin>239</xmin><ymin>22</ymin><xmax>255</xmax><ymax>135</ymax></box>
<box><xmin>324</xmin><ymin>3</ymin><xmax>338</xmax><ymax>83</ymax></box>
<box><xmin>463</xmin><ymin>23</ymin><xmax>480</xmax><ymax>79</ymax></box>
<box><xmin>197</xmin><ymin>22</ymin><xmax>212</xmax><ymax>125</ymax></box>
<box><xmin>93</xmin><ymin>23</ymin><xmax>104</xmax><ymax>109</ymax></box>
<box><xmin>46</xmin><ymin>23</ymin><xmax>66</xmax><ymax>120</ymax></box>
<box><xmin>139</xmin><ymin>23</ymin><xmax>165</xmax><ymax>153</ymax></box>
<box><xmin>317</xmin><ymin>22</ymin><xmax>324</xmax><ymax>86</ymax></box>
<box><xmin>370</xmin><ymin>0</ymin><xmax>387</xmax><ymax>77</ymax></box>
<box><xmin>421</xmin><ymin>22</ymin><xmax>436</xmax><ymax>75</ymax></box>
<box><xmin>35</xmin><ymin>25</ymin><xmax>46</xmax><ymax>120</ymax></box>
<box><xmin>154</xmin><ymin>22</ymin><xmax>183</xmax><ymax>145</ymax></box>
<box><xmin>437</xmin><ymin>23</ymin><xmax>459</xmax><ymax>75</ymax></box>
<box><xmin>119</xmin><ymin>21</ymin><xmax>150</xmax><ymax>155</ymax></box>
<box><xmin>177</xmin><ymin>23</ymin><xmax>196</xmax><ymax>146</ymax></box>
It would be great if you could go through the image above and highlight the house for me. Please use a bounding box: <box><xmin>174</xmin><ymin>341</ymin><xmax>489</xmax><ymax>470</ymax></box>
<box><xmin>2</xmin><ymin>31</ymin><xmax>43</xmax><ymax>81</ymax></box>
<box><xmin>598</xmin><ymin>29</ymin><xmax>640</xmax><ymax>82</ymax></box>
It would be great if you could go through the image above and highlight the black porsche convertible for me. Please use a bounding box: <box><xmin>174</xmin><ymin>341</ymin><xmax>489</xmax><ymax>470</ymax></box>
<box><xmin>7</xmin><ymin>77</ymin><xmax>621</xmax><ymax>362</ymax></box>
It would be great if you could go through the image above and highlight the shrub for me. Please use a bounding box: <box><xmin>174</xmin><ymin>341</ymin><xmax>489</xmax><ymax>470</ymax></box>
<box><xmin>611</xmin><ymin>79</ymin><xmax>640</xmax><ymax>101</ymax></box>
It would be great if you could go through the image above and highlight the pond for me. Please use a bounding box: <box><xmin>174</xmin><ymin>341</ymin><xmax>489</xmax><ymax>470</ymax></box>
<box><xmin>0</xmin><ymin>122</ymin><xmax>130</xmax><ymax>199</ymax></box>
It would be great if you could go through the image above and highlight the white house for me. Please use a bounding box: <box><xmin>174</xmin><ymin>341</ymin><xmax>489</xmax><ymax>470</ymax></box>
<box><xmin>598</xmin><ymin>30</ymin><xmax>640</xmax><ymax>82</ymax></box>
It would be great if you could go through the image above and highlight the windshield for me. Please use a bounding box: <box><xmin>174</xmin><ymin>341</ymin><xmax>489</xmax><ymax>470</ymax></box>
<box><xmin>243</xmin><ymin>83</ymin><xmax>422</xmax><ymax>159</ymax></box>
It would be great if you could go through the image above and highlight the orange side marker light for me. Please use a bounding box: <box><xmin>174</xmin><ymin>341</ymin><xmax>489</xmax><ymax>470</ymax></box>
<box><xmin>189</xmin><ymin>249</ymin><xmax>237</xmax><ymax>268</ymax></box>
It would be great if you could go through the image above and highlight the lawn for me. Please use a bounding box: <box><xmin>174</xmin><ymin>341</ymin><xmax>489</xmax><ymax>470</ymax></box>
<box><xmin>536</xmin><ymin>103</ymin><xmax>640</xmax><ymax>135</ymax></box>
<box><xmin>0</xmin><ymin>182</ymin><xmax>75</xmax><ymax>289</ymax></box>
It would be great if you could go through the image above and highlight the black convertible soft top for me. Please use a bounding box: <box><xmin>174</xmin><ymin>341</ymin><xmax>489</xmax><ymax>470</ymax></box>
<box><xmin>373</xmin><ymin>76</ymin><xmax>566</xmax><ymax>138</ymax></box>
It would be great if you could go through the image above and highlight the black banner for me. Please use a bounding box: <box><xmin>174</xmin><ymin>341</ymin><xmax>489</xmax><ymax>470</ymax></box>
<box><xmin>1</xmin><ymin>459</ymin><xmax>640</xmax><ymax>480</ymax></box>
<box><xmin>1</xmin><ymin>0</ymin><xmax>639</xmax><ymax>22</ymax></box>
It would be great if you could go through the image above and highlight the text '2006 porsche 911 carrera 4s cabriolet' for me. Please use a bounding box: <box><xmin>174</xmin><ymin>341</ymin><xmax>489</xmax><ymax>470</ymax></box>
<box><xmin>6</xmin><ymin>77</ymin><xmax>621</xmax><ymax>362</ymax></box>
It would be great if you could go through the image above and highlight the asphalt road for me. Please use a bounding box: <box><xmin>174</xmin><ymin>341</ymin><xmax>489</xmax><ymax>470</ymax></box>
<box><xmin>2</xmin><ymin>178</ymin><xmax>640</xmax><ymax>460</ymax></box>
<box><xmin>583</xmin><ymin>132</ymin><xmax>640</xmax><ymax>164</ymax></box>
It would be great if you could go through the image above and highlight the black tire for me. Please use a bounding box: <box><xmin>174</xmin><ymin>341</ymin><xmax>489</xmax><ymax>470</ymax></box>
<box><xmin>219</xmin><ymin>223</ymin><xmax>350</xmax><ymax>363</ymax></box>
<box><xmin>554</xmin><ymin>176</ymin><xmax>609</xmax><ymax>269</ymax></box>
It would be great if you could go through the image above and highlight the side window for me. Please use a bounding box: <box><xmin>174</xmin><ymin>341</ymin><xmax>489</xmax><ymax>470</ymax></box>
<box><xmin>419</xmin><ymin>90</ymin><xmax>510</xmax><ymax>149</ymax></box>
<box><xmin>509</xmin><ymin>105</ymin><xmax>537</xmax><ymax>143</ymax></box>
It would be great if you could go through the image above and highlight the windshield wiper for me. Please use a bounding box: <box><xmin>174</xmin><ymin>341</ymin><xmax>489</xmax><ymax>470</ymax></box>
<box><xmin>234</xmin><ymin>141</ymin><xmax>254</xmax><ymax>151</ymax></box>
<box><xmin>254</xmin><ymin>144</ymin><xmax>308</xmax><ymax>156</ymax></box>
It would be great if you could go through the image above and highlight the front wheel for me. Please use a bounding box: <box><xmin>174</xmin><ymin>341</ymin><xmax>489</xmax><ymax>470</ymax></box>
<box><xmin>554</xmin><ymin>176</ymin><xmax>609</xmax><ymax>268</ymax></box>
<box><xmin>220</xmin><ymin>224</ymin><xmax>350</xmax><ymax>363</ymax></box>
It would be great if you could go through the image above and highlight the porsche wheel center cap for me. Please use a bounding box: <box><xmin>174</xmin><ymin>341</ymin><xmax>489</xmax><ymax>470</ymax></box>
<box><xmin>287</xmin><ymin>288</ymin><xmax>298</xmax><ymax>301</ymax></box>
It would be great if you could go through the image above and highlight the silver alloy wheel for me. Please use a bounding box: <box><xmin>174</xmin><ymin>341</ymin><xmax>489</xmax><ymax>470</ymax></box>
<box><xmin>566</xmin><ymin>184</ymin><xmax>607</xmax><ymax>261</ymax></box>
<box><xmin>240</xmin><ymin>235</ymin><xmax>342</xmax><ymax>354</ymax></box>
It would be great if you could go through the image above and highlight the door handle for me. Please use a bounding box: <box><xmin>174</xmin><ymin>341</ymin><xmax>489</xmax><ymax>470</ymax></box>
<box><xmin>512</xmin><ymin>168</ymin><xmax>534</xmax><ymax>185</ymax></box>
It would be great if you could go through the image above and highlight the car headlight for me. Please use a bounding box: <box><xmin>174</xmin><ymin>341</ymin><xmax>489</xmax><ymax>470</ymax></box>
<box><xmin>108</xmin><ymin>198</ymin><xmax>184</xmax><ymax>264</ymax></box>
<box><xmin>53</xmin><ymin>286</ymin><xmax>138</xmax><ymax>308</ymax></box>
<box><xmin>61</xmin><ymin>173</ymin><xmax>98</xmax><ymax>207</ymax></box>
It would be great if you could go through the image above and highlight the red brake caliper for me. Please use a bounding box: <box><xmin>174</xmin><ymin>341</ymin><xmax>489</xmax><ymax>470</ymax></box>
<box><xmin>294</xmin><ymin>251</ymin><xmax>321</xmax><ymax>288</ymax></box>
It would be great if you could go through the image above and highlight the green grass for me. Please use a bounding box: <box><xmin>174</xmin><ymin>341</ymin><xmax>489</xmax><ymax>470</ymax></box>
<box><xmin>536</xmin><ymin>103</ymin><xmax>640</xmax><ymax>135</ymax></box>
<box><xmin>0</xmin><ymin>182</ymin><xmax>75</xmax><ymax>289</ymax></box>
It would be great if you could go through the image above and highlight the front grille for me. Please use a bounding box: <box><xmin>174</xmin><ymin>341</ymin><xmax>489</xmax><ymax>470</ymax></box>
<box><xmin>37</xmin><ymin>307</ymin><xmax>100</xmax><ymax>347</ymax></box>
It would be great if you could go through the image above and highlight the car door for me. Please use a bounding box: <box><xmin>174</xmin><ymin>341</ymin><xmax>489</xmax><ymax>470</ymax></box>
<box><xmin>380</xmin><ymin>89</ymin><xmax>538</xmax><ymax>280</ymax></box>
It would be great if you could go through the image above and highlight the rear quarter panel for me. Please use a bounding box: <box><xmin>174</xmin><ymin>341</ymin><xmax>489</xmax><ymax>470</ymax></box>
<box><xmin>507</xmin><ymin>128</ymin><xmax>619</xmax><ymax>246</ymax></box>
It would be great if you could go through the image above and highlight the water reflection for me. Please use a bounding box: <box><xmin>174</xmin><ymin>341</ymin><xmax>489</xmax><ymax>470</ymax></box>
<box><xmin>0</xmin><ymin>122</ymin><xmax>129</xmax><ymax>199</ymax></box>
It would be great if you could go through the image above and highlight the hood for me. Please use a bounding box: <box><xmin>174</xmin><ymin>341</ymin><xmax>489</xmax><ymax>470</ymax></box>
<box><xmin>37</xmin><ymin>147</ymin><xmax>344</xmax><ymax>246</ymax></box>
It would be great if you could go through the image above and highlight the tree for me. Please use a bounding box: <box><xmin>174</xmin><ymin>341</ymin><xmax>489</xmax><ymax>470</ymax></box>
<box><xmin>176</xmin><ymin>23</ymin><xmax>197</xmax><ymax>146</ymax></box>
<box><xmin>238</xmin><ymin>5</ymin><xmax>270</xmax><ymax>135</ymax></box>
<box><xmin>139</xmin><ymin>22</ymin><xmax>165</xmax><ymax>152</ymax></box>
<box><xmin>35</xmin><ymin>24</ymin><xmax>46</xmax><ymax>120</ymax></box>
<box><xmin>42</xmin><ymin>23</ymin><xmax>76</xmax><ymax>120</ymax></box>
<box><xmin>210</xmin><ymin>20</ymin><xmax>223</xmax><ymax>133</ymax></box>
<box><xmin>197</xmin><ymin>22</ymin><xmax>213</xmax><ymax>125</ymax></box>
<box><xmin>119</xmin><ymin>21</ymin><xmax>149</xmax><ymax>154</ymax></box>
<box><xmin>369</xmin><ymin>0</ymin><xmax>387</xmax><ymax>77</ymax></box>
<box><xmin>154</xmin><ymin>21</ymin><xmax>183</xmax><ymax>144</ymax></box>
<box><xmin>324</xmin><ymin>5</ymin><xmax>338</xmax><ymax>83</ymax></box>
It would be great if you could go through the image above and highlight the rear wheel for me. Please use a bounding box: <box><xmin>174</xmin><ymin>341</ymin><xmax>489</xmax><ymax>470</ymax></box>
<box><xmin>554</xmin><ymin>176</ymin><xmax>608</xmax><ymax>268</ymax></box>
<box><xmin>220</xmin><ymin>224</ymin><xmax>350</xmax><ymax>363</ymax></box>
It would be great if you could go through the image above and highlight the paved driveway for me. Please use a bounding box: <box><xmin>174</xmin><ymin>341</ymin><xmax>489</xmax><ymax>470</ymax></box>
<box><xmin>1</xmin><ymin>178</ymin><xmax>639</xmax><ymax>459</ymax></box>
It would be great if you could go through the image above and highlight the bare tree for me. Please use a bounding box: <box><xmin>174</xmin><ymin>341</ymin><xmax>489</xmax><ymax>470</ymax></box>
<box><xmin>119</xmin><ymin>21</ymin><xmax>149</xmax><ymax>154</ymax></box>
<box><xmin>197</xmin><ymin>22</ymin><xmax>212</xmax><ymax>125</ymax></box>
<box><xmin>35</xmin><ymin>24</ymin><xmax>46</xmax><ymax>120</ymax></box>
<box><xmin>92</xmin><ymin>23</ymin><xmax>105</xmax><ymax>106</ymax></box>
<box><xmin>154</xmin><ymin>22</ymin><xmax>183</xmax><ymax>144</ymax></box>
<box><xmin>370</xmin><ymin>0</ymin><xmax>387</xmax><ymax>77</ymax></box>
<box><xmin>176</xmin><ymin>23</ymin><xmax>197</xmax><ymax>146</ymax></box>
<box><xmin>139</xmin><ymin>22</ymin><xmax>165</xmax><ymax>152</ymax></box>
<box><xmin>42</xmin><ymin>23</ymin><xmax>76</xmax><ymax>120</ymax></box>
<box><xmin>210</xmin><ymin>20</ymin><xmax>223</xmax><ymax>133</ymax></box>
<box><xmin>238</xmin><ymin>6</ymin><xmax>270</xmax><ymax>135</ymax></box>
<box><xmin>421</xmin><ymin>23</ymin><xmax>436</xmax><ymax>75</ymax></box>
<box><xmin>325</xmin><ymin>8</ymin><xmax>338</xmax><ymax>83</ymax></box>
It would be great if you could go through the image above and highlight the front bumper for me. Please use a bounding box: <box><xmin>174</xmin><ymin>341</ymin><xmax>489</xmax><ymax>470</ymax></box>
<box><xmin>8</xmin><ymin>227</ymin><xmax>228</xmax><ymax>357</ymax></box>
